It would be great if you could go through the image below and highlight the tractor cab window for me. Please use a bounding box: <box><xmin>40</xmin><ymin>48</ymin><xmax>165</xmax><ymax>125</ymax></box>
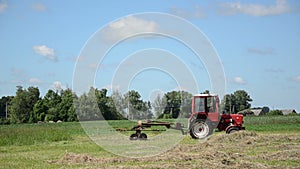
<box><xmin>194</xmin><ymin>96</ymin><xmax>217</xmax><ymax>113</ymax></box>
<box><xmin>207</xmin><ymin>97</ymin><xmax>216</xmax><ymax>112</ymax></box>
<box><xmin>194</xmin><ymin>97</ymin><xmax>205</xmax><ymax>112</ymax></box>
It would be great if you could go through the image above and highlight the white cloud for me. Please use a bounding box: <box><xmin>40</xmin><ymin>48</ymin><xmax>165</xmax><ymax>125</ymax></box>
<box><xmin>102</xmin><ymin>16</ymin><xmax>159</xmax><ymax>42</ymax></box>
<box><xmin>30</xmin><ymin>3</ymin><xmax>47</xmax><ymax>12</ymax></box>
<box><xmin>33</xmin><ymin>45</ymin><xmax>57</xmax><ymax>61</ymax></box>
<box><xmin>52</xmin><ymin>81</ymin><xmax>65</xmax><ymax>91</ymax></box>
<box><xmin>292</xmin><ymin>76</ymin><xmax>300</xmax><ymax>82</ymax></box>
<box><xmin>169</xmin><ymin>5</ymin><xmax>205</xmax><ymax>19</ymax></box>
<box><xmin>0</xmin><ymin>0</ymin><xmax>8</xmax><ymax>13</ymax></box>
<box><xmin>233</xmin><ymin>77</ymin><xmax>246</xmax><ymax>85</ymax></box>
<box><xmin>218</xmin><ymin>0</ymin><xmax>292</xmax><ymax>16</ymax></box>
<box><xmin>29</xmin><ymin>78</ymin><xmax>43</xmax><ymax>84</ymax></box>
<box><xmin>248</xmin><ymin>48</ymin><xmax>274</xmax><ymax>55</ymax></box>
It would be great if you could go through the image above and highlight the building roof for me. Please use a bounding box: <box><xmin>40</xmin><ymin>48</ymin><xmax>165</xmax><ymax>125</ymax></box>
<box><xmin>281</xmin><ymin>109</ymin><xmax>297</xmax><ymax>115</ymax></box>
<box><xmin>251</xmin><ymin>109</ymin><xmax>263</xmax><ymax>116</ymax></box>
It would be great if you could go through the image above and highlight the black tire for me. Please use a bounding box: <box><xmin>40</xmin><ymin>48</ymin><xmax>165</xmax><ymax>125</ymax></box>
<box><xmin>138</xmin><ymin>133</ymin><xmax>147</xmax><ymax>140</ymax></box>
<box><xmin>189</xmin><ymin>120</ymin><xmax>213</xmax><ymax>139</ymax></box>
<box><xmin>130</xmin><ymin>133</ymin><xmax>138</xmax><ymax>140</ymax></box>
<box><xmin>226</xmin><ymin>126</ymin><xmax>240</xmax><ymax>134</ymax></box>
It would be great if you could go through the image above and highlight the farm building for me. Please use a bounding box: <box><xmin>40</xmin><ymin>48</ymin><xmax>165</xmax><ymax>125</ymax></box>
<box><xmin>281</xmin><ymin>109</ymin><xmax>297</xmax><ymax>115</ymax></box>
<box><xmin>238</xmin><ymin>109</ymin><xmax>266</xmax><ymax>116</ymax></box>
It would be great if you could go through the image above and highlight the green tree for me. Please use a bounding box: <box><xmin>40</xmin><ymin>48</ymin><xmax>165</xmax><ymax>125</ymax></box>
<box><xmin>77</xmin><ymin>87</ymin><xmax>101</xmax><ymax>120</ymax></box>
<box><xmin>221</xmin><ymin>90</ymin><xmax>252</xmax><ymax>114</ymax></box>
<box><xmin>43</xmin><ymin>89</ymin><xmax>62</xmax><ymax>121</ymax></box>
<box><xmin>161</xmin><ymin>91</ymin><xmax>181</xmax><ymax>119</ymax></box>
<box><xmin>111</xmin><ymin>90</ymin><xmax>126</xmax><ymax>116</ymax></box>
<box><xmin>33</xmin><ymin>99</ymin><xmax>47</xmax><ymax>121</ymax></box>
<box><xmin>267</xmin><ymin>110</ymin><xmax>283</xmax><ymax>116</ymax></box>
<box><xmin>233</xmin><ymin>90</ymin><xmax>252</xmax><ymax>112</ymax></box>
<box><xmin>58</xmin><ymin>89</ymin><xmax>77</xmax><ymax>122</ymax></box>
<box><xmin>0</xmin><ymin>96</ymin><xmax>13</xmax><ymax>118</ymax></box>
<box><xmin>124</xmin><ymin>90</ymin><xmax>151</xmax><ymax>119</ymax></box>
<box><xmin>152</xmin><ymin>94</ymin><xmax>166</xmax><ymax>118</ymax></box>
<box><xmin>9</xmin><ymin>86</ymin><xmax>40</xmax><ymax>123</ymax></box>
<box><xmin>221</xmin><ymin>94</ymin><xmax>236</xmax><ymax>114</ymax></box>
<box><xmin>179</xmin><ymin>91</ymin><xmax>193</xmax><ymax>118</ymax></box>
<box><xmin>95</xmin><ymin>88</ymin><xmax>123</xmax><ymax>120</ymax></box>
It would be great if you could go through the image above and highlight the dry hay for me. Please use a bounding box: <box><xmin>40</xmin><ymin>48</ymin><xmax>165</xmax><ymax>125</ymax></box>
<box><xmin>51</xmin><ymin>131</ymin><xmax>300</xmax><ymax>168</ymax></box>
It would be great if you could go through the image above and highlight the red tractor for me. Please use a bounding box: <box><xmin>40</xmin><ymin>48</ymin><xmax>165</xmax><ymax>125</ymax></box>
<box><xmin>126</xmin><ymin>94</ymin><xmax>245</xmax><ymax>140</ymax></box>
<box><xmin>189</xmin><ymin>94</ymin><xmax>245</xmax><ymax>139</ymax></box>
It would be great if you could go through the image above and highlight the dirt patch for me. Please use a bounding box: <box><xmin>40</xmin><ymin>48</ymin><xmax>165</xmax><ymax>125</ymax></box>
<box><xmin>50</xmin><ymin>131</ymin><xmax>300</xmax><ymax>168</ymax></box>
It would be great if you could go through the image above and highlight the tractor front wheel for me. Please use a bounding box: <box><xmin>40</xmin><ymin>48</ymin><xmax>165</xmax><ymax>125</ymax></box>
<box><xmin>226</xmin><ymin>126</ymin><xmax>240</xmax><ymax>134</ymax></box>
<box><xmin>189</xmin><ymin>120</ymin><xmax>213</xmax><ymax>139</ymax></box>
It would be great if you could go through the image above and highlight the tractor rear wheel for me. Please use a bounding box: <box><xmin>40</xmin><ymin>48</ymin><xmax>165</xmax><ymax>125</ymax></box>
<box><xmin>189</xmin><ymin>120</ymin><xmax>213</xmax><ymax>139</ymax></box>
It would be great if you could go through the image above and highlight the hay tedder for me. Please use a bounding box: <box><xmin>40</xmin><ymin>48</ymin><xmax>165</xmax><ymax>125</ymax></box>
<box><xmin>126</xmin><ymin>94</ymin><xmax>245</xmax><ymax>140</ymax></box>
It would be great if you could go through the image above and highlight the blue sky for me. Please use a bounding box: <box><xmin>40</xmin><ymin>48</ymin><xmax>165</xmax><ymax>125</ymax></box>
<box><xmin>0</xmin><ymin>0</ymin><xmax>300</xmax><ymax>112</ymax></box>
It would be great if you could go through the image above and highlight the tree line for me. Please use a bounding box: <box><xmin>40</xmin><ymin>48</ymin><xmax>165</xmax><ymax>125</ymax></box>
<box><xmin>0</xmin><ymin>85</ymin><xmax>255</xmax><ymax>124</ymax></box>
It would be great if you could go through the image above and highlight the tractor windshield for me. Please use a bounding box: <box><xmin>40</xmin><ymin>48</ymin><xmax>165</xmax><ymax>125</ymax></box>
<box><xmin>194</xmin><ymin>97</ymin><xmax>205</xmax><ymax>112</ymax></box>
<box><xmin>194</xmin><ymin>96</ymin><xmax>216</xmax><ymax>113</ymax></box>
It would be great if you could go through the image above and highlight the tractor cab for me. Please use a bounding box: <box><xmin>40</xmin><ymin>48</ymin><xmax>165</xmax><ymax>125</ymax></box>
<box><xmin>191</xmin><ymin>94</ymin><xmax>220</xmax><ymax>123</ymax></box>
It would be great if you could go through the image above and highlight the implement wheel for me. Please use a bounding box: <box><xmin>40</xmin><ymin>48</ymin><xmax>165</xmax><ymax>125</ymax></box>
<box><xmin>189</xmin><ymin>120</ymin><xmax>213</xmax><ymax>139</ymax></box>
<box><xmin>129</xmin><ymin>133</ymin><xmax>138</xmax><ymax>140</ymax></box>
<box><xmin>138</xmin><ymin>133</ymin><xmax>147</xmax><ymax>140</ymax></box>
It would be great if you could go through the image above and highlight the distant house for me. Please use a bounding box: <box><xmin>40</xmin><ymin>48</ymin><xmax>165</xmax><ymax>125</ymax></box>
<box><xmin>252</xmin><ymin>109</ymin><xmax>266</xmax><ymax>116</ymax></box>
<box><xmin>281</xmin><ymin>109</ymin><xmax>297</xmax><ymax>115</ymax></box>
<box><xmin>238</xmin><ymin>108</ymin><xmax>266</xmax><ymax>116</ymax></box>
<box><xmin>238</xmin><ymin>109</ymin><xmax>254</xmax><ymax>116</ymax></box>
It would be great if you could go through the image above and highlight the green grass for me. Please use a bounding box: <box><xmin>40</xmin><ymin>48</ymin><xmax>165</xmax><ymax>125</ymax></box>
<box><xmin>0</xmin><ymin>122</ymin><xmax>84</xmax><ymax>146</ymax></box>
<box><xmin>244</xmin><ymin>115</ymin><xmax>300</xmax><ymax>132</ymax></box>
<box><xmin>0</xmin><ymin>115</ymin><xmax>300</xmax><ymax>168</ymax></box>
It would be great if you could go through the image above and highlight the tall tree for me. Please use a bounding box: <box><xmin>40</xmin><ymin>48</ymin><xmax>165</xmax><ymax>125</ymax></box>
<box><xmin>9</xmin><ymin>86</ymin><xmax>40</xmax><ymax>123</ymax></box>
<box><xmin>43</xmin><ymin>89</ymin><xmax>62</xmax><ymax>121</ymax></box>
<box><xmin>58</xmin><ymin>88</ymin><xmax>77</xmax><ymax>122</ymax></box>
<box><xmin>111</xmin><ymin>90</ymin><xmax>126</xmax><ymax>116</ymax></box>
<box><xmin>124</xmin><ymin>90</ymin><xmax>151</xmax><ymax>119</ymax></box>
<box><xmin>221</xmin><ymin>90</ymin><xmax>252</xmax><ymax>114</ymax></box>
<box><xmin>95</xmin><ymin>88</ymin><xmax>123</xmax><ymax>120</ymax></box>
<box><xmin>162</xmin><ymin>91</ymin><xmax>182</xmax><ymax>118</ymax></box>
<box><xmin>0</xmin><ymin>96</ymin><xmax>13</xmax><ymax>118</ymax></box>
<box><xmin>152</xmin><ymin>94</ymin><xmax>166</xmax><ymax>118</ymax></box>
<box><xmin>221</xmin><ymin>94</ymin><xmax>236</xmax><ymax>114</ymax></box>
<box><xmin>33</xmin><ymin>99</ymin><xmax>47</xmax><ymax>122</ymax></box>
<box><xmin>180</xmin><ymin>91</ymin><xmax>193</xmax><ymax>118</ymax></box>
<box><xmin>233</xmin><ymin>90</ymin><xmax>252</xmax><ymax>112</ymax></box>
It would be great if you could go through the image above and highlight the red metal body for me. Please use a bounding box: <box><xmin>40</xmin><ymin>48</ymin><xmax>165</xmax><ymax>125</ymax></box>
<box><xmin>189</xmin><ymin>94</ymin><xmax>245</xmax><ymax>139</ymax></box>
<box><xmin>191</xmin><ymin>94</ymin><xmax>219</xmax><ymax>123</ymax></box>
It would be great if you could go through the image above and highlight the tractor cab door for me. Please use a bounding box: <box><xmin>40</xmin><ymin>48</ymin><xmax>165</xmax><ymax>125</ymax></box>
<box><xmin>206</xmin><ymin>96</ymin><xmax>219</xmax><ymax>123</ymax></box>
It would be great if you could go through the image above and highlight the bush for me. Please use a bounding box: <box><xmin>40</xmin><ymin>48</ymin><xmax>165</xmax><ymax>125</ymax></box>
<box><xmin>45</xmin><ymin>114</ymin><xmax>54</xmax><ymax>121</ymax></box>
<box><xmin>0</xmin><ymin>118</ymin><xmax>10</xmax><ymax>125</ymax></box>
<box><xmin>267</xmin><ymin>110</ymin><xmax>283</xmax><ymax>116</ymax></box>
